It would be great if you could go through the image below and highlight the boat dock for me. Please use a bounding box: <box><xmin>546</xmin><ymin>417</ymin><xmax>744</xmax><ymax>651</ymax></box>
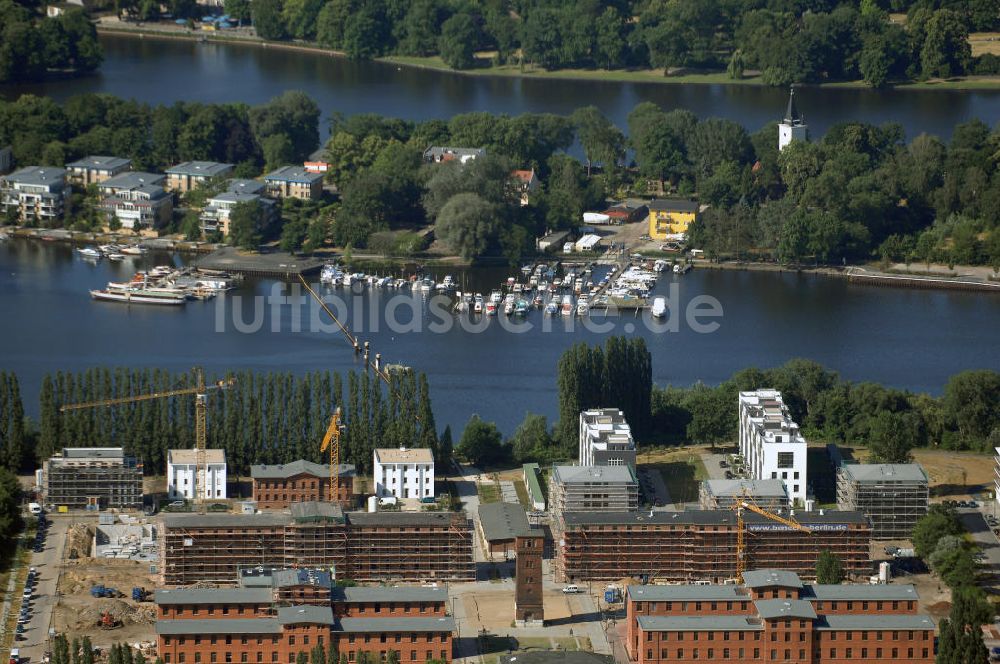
<box><xmin>196</xmin><ymin>247</ymin><xmax>325</xmax><ymax>278</ymax></box>
<box><xmin>845</xmin><ymin>268</ymin><xmax>1000</xmax><ymax>293</ymax></box>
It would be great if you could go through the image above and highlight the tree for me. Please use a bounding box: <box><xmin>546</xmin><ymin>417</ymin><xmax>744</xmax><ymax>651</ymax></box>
<box><xmin>942</xmin><ymin>370</ymin><xmax>1000</xmax><ymax>448</ymax></box>
<box><xmin>228</xmin><ymin>200</ymin><xmax>263</xmax><ymax>250</ymax></box>
<box><xmin>251</xmin><ymin>0</ymin><xmax>286</xmax><ymax>41</ymax></box>
<box><xmin>343</xmin><ymin>7</ymin><xmax>386</xmax><ymax>60</ymax></box>
<box><xmin>509</xmin><ymin>413</ymin><xmax>556</xmax><ymax>463</ymax></box>
<box><xmin>456</xmin><ymin>415</ymin><xmax>506</xmax><ymax>467</ymax></box>
<box><xmin>815</xmin><ymin>550</ymin><xmax>844</xmax><ymax>584</ymax></box>
<box><xmin>920</xmin><ymin>9</ymin><xmax>971</xmax><ymax>79</ymax></box>
<box><xmin>866</xmin><ymin>410</ymin><xmax>920</xmax><ymax>462</ymax></box>
<box><xmin>249</xmin><ymin>90</ymin><xmax>320</xmax><ymax>163</ymax></box>
<box><xmin>684</xmin><ymin>385</ymin><xmax>732</xmax><ymax>450</ymax></box>
<box><xmin>433</xmin><ymin>192</ymin><xmax>499</xmax><ymax>261</ymax></box>
<box><xmin>571</xmin><ymin>106</ymin><xmax>625</xmax><ymax>176</ymax></box>
<box><xmin>0</xmin><ymin>467</ymin><xmax>22</xmax><ymax>543</ymax></box>
<box><xmin>912</xmin><ymin>504</ymin><xmax>963</xmax><ymax>559</ymax></box>
<box><xmin>224</xmin><ymin>0</ymin><xmax>251</xmax><ymax>24</ymax></box>
<box><xmin>438</xmin><ymin>13</ymin><xmax>477</xmax><ymax>70</ymax></box>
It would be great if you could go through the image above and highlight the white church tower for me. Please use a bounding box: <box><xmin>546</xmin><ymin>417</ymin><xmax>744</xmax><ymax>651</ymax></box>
<box><xmin>778</xmin><ymin>87</ymin><xmax>808</xmax><ymax>151</ymax></box>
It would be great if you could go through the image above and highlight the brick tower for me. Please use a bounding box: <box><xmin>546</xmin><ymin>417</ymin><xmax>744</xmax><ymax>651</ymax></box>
<box><xmin>514</xmin><ymin>532</ymin><xmax>544</xmax><ymax>625</ymax></box>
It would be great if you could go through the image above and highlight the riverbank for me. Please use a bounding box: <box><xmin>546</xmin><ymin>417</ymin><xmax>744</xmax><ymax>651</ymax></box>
<box><xmin>3</xmin><ymin>226</ymin><xmax>216</xmax><ymax>253</ymax></box>
<box><xmin>93</xmin><ymin>21</ymin><xmax>1000</xmax><ymax>92</ymax></box>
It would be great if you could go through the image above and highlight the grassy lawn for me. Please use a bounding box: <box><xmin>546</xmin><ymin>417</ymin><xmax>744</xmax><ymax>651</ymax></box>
<box><xmin>478</xmin><ymin>483</ymin><xmax>502</xmax><ymax>504</ymax></box>
<box><xmin>648</xmin><ymin>454</ymin><xmax>709</xmax><ymax>505</ymax></box>
<box><xmin>513</xmin><ymin>479</ymin><xmax>531</xmax><ymax>510</ymax></box>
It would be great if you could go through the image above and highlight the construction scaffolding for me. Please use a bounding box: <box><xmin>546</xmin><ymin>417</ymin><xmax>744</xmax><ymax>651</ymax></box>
<box><xmin>553</xmin><ymin>509</ymin><xmax>871</xmax><ymax>584</ymax></box>
<box><xmin>346</xmin><ymin>512</ymin><xmax>475</xmax><ymax>583</ymax></box>
<box><xmin>43</xmin><ymin>448</ymin><xmax>143</xmax><ymax>510</ymax></box>
<box><xmin>836</xmin><ymin>464</ymin><xmax>929</xmax><ymax>540</ymax></box>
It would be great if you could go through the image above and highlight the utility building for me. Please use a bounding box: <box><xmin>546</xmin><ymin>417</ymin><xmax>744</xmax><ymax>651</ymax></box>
<box><xmin>167</xmin><ymin>449</ymin><xmax>227</xmax><ymax>501</ymax></box>
<box><xmin>578</xmin><ymin>408</ymin><xmax>636</xmax><ymax>469</ymax></box>
<box><xmin>42</xmin><ymin>447</ymin><xmax>143</xmax><ymax>511</ymax></box>
<box><xmin>836</xmin><ymin>463</ymin><xmax>929</xmax><ymax>540</ymax></box>
<box><xmin>739</xmin><ymin>390</ymin><xmax>808</xmax><ymax>505</ymax></box>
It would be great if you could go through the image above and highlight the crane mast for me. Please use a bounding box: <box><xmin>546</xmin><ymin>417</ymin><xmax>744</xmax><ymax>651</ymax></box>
<box><xmin>732</xmin><ymin>493</ymin><xmax>811</xmax><ymax>582</ymax></box>
<box><xmin>319</xmin><ymin>408</ymin><xmax>344</xmax><ymax>502</ymax></box>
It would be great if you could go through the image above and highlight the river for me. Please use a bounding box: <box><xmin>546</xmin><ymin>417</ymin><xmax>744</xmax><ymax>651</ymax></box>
<box><xmin>2</xmin><ymin>33</ymin><xmax>1000</xmax><ymax>139</ymax></box>
<box><xmin>1</xmin><ymin>239</ymin><xmax>997</xmax><ymax>436</ymax></box>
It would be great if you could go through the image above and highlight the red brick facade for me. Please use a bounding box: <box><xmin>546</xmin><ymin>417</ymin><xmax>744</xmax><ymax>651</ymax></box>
<box><xmin>253</xmin><ymin>473</ymin><xmax>355</xmax><ymax>509</ymax></box>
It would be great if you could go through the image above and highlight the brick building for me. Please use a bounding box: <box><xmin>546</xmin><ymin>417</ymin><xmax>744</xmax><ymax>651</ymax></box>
<box><xmin>624</xmin><ymin>570</ymin><xmax>934</xmax><ymax>664</ymax></box>
<box><xmin>155</xmin><ymin>574</ymin><xmax>454</xmax><ymax>664</ymax></box>
<box><xmin>554</xmin><ymin>509</ymin><xmax>871</xmax><ymax>583</ymax></box>
<box><xmin>161</xmin><ymin>505</ymin><xmax>474</xmax><ymax>586</ymax></box>
<box><xmin>251</xmin><ymin>460</ymin><xmax>358</xmax><ymax>509</ymax></box>
<box><xmin>478</xmin><ymin>502</ymin><xmax>533</xmax><ymax>559</ymax></box>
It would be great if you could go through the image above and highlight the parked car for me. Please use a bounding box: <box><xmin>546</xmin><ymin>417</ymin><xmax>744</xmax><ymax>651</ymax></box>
<box><xmin>562</xmin><ymin>585</ymin><xmax>583</xmax><ymax>594</ymax></box>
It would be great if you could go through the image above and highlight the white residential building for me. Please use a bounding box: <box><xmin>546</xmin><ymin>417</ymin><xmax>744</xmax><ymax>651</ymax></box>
<box><xmin>373</xmin><ymin>447</ymin><xmax>434</xmax><ymax>500</ymax></box>
<box><xmin>738</xmin><ymin>390</ymin><xmax>808</xmax><ymax>505</ymax></box>
<box><xmin>167</xmin><ymin>449</ymin><xmax>227</xmax><ymax>501</ymax></box>
<box><xmin>1</xmin><ymin>166</ymin><xmax>69</xmax><ymax>223</ymax></box>
<box><xmin>579</xmin><ymin>408</ymin><xmax>636</xmax><ymax>469</ymax></box>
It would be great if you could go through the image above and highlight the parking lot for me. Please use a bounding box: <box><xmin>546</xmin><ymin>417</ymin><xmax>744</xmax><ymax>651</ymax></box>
<box><xmin>16</xmin><ymin>514</ymin><xmax>70</xmax><ymax>662</ymax></box>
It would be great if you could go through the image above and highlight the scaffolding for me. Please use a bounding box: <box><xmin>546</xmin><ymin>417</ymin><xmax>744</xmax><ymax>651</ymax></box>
<box><xmin>43</xmin><ymin>448</ymin><xmax>143</xmax><ymax>510</ymax></box>
<box><xmin>836</xmin><ymin>464</ymin><xmax>929</xmax><ymax>540</ymax></box>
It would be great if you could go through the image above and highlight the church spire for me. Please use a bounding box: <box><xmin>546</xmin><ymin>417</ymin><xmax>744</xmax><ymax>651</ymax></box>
<box><xmin>784</xmin><ymin>87</ymin><xmax>802</xmax><ymax>125</ymax></box>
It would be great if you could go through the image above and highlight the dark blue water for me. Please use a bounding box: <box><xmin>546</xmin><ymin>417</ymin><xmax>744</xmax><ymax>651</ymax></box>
<box><xmin>1</xmin><ymin>239</ymin><xmax>997</xmax><ymax>436</ymax></box>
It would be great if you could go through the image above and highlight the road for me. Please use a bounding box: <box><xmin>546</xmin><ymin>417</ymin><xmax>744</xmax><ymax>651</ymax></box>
<box><xmin>451</xmin><ymin>462</ymin><xmax>487</xmax><ymax>566</ymax></box>
<box><xmin>19</xmin><ymin>516</ymin><xmax>69</xmax><ymax>662</ymax></box>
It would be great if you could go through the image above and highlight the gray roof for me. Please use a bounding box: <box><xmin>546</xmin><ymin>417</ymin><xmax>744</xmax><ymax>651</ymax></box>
<box><xmin>290</xmin><ymin>501</ymin><xmax>344</xmax><ymax>521</ymax></box>
<box><xmin>479</xmin><ymin>502</ymin><xmax>533</xmax><ymax>542</ymax></box>
<box><xmin>156</xmin><ymin>619</ymin><xmax>280</xmax><ymax>635</ymax></box>
<box><xmin>346</xmin><ymin>512</ymin><xmax>467</xmax><ymax>527</ymax></box>
<box><xmin>166</xmin><ymin>161</ymin><xmax>234</xmax><ymax>177</ymax></box>
<box><xmin>278</xmin><ymin>605</ymin><xmax>333</xmax><ymax>625</ymax></box>
<box><xmin>839</xmin><ymin>464</ymin><xmax>928</xmax><ymax>483</ymax></box>
<box><xmin>331</xmin><ymin>586</ymin><xmax>448</xmax><ymax>604</ymax></box>
<box><xmin>3</xmin><ymin>166</ymin><xmax>66</xmax><ymax>186</ymax></box>
<box><xmin>551</xmin><ymin>465</ymin><xmax>636</xmax><ymax>485</ymax></box>
<box><xmin>626</xmin><ymin>585</ymin><xmax>747</xmax><ymax>602</ymax></box>
<box><xmin>647</xmin><ymin>199</ymin><xmax>699</xmax><ymax>213</ymax></box>
<box><xmin>99</xmin><ymin>171</ymin><xmax>166</xmax><ymax>190</ymax></box>
<box><xmin>636</xmin><ymin>616</ymin><xmax>763</xmax><ymax>632</ymax></box>
<box><xmin>63</xmin><ymin>447</ymin><xmax>124</xmax><ymax>459</ymax></box>
<box><xmin>754</xmin><ymin>599</ymin><xmax>817</xmax><ymax>620</ymax></box>
<box><xmin>67</xmin><ymin>155</ymin><xmax>131</xmax><ymax>171</ymax></box>
<box><xmin>703</xmin><ymin>479</ymin><xmax>788</xmax><ymax>499</ymax></box>
<box><xmin>227</xmin><ymin>178</ymin><xmax>265</xmax><ymax>195</ymax></box>
<box><xmin>804</xmin><ymin>583</ymin><xmax>919</xmax><ymax>601</ymax></box>
<box><xmin>336</xmin><ymin>617</ymin><xmax>455</xmax><ymax>633</ymax></box>
<box><xmin>742</xmin><ymin>570</ymin><xmax>803</xmax><ymax>589</ymax></box>
<box><xmin>240</xmin><ymin>568</ymin><xmax>333</xmax><ymax>589</ymax></box>
<box><xmin>561</xmin><ymin>509</ymin><xmax>867</xmax><ymax>527</ymax></box>
<box><xmin>251</xmin><ymin>460</ymin><xmax>355</xmax><ymax>479</ymax></box>
<box><xmin>162</xmin><ymin>512</ymin><xmax>292</xmax><ymax>529</ymax></box>
<box><xmin>265</xmin><ymin>165</ymin><xmax>324</xmax><ymax>184</ymax></box>
<box><xmin>816</xmin><ymin>614</ymin><xmax>935</xmax><ymax>630</ymax></box>
<box><xmin>155</xmin><ymin>588</ymin><xmax>272</xmax><ymax>605</ymax></box>
<box><xmin>209</xmin><ymin>191</ymin><xmax>261</xmax><ymax>204</ymax></box>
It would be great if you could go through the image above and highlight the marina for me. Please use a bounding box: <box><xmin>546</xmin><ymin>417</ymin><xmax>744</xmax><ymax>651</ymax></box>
<box><xmin>87</xmin><ymin>257</ymin><xmax>241</xmax><ymax>306</ymax></box>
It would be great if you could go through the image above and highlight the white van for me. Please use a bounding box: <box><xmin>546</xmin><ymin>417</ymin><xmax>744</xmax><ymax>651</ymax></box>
<box><xmin>561</xmin><ymin>585</ymin><xmax>582</xmax><ymax>594</ymax></box>
<box><xmin>28</xmin><ymin>503</ymin><xmax>42</xmax><ymax>515</ymax></box>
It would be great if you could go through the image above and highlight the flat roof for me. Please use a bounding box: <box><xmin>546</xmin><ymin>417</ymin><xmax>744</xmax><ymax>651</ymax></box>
<box><xmin>166</xmin><ymin>161</ymin><xmax>234</xmax><ymax>177</ymax></box>
<box><xmin>627</xmin><ymin>585</ymin><xmax>747</xmax><ymax>602</ymax></box>
<box><xmin>67</xmin><ymin>155</ymin><xmax>131</xmax><ymax>171</ymax></box>
<box><xmin>346</xmin><ymin>512</ymin><xmax>465</xmax><ymax>527</ymax></box>
<box><xmin>156</xmin><ymin>619</ymin><xmax>280</xmax><ymax>635</ymax></box>
<box><xmin>703</xmin><ymin>479</ymin><xmax>788</xmax><ymax>498</ymax></box>
<box><xmin>163</xmin><ymin>512</ymin><xmax>292</xmax><ymax>528</ymax></box>
<box><xmin>265</xmin><ymin>165</ymin><xmax>324</xmax><ymax>184</ymax></box>
<box><xmin>336</xmin><ymin>617</ymin><xmax>455</xmax><ymax>633</ymax></box>
<box><xmin>251</xmin><ymin>460</ymin><xmax>355</xmax><ymax>479</ymax></box>
<box><xmin>479</xmin><ymin>502</ymin><xmax>533</xmax><ymax>541</ymax></box>
<box><xmin>839</xmin><ymin>464</ymin><xmax>928</xmax><ymax>483</ymax></box>
<box><xmin>99</xmin><ymin>171</ymin><xmax>165</xmax><ymax>190</ymax></box>
<box><xmin>290</xmin><ymin>501</ymin><xmax>344</xmax><ymax>521</ymax></box>
<box><xmin>331</xmin><ymin>586</ymin><xmax>448</xmax><ymax>604</ymax></box>
<box><xmin>754</xmin><ymin>599</ymin><xmax>817</xmax><ymax>620</ymax></box>
<box><xmin>209</xmin><ymin>191</ymin><xmax>260</xmax><ymax>204</ymax></box>
<box><xmin>278</xmin><ymin>605</ymin><xmax>332</xmax><ymax>625</ymax></box>
<box><xmin>374</xmin><ymin>448</ymin><xmax>434</xmax><ymax>464</ymax></box>
<box><xmin>155</xmin><ymin>588</ymin><xmax>272</xmax><ymax>605</ymax></box>
<box><xmin>168</xmin><ymin>449</ymin><xmax>225</xmax><ymax>465</ymax></box>
<box><xmin>227</xmin><ymin>178</ymin><xmax>266</xmax><ymax>194</ymax></box>
<box><xmin>816</xmin><ymin>614</ymin><xmax>935</xmax><ymax>630</ymax></box>
<box><xmin>637</xmin><ymin>616</ymin><xmax>763</xmax><ymax>632</ymax></box>
<box><xmin>4</xmin><ymin>166</ymin><xmax>66</xmax><ymax>186</ymax></box>
<box><xmin>647</xmin><ymin>199</ymin><xmax>699</xmax><ymax>212</ymax></box>
<box><xmin>240</xmin><ymin>568</ymin><xmax>333</xmax><ymax>589</ymax></box>
<box><xmin>561</xmin><ymin>509</ymin><xmax>867</xmax><ymax>528</ymax></box>
<box><xmin>804</xmin><ymin>584</ymin><xmax>919</xmax><ymax>601</ymax></box>
<box><xmin>61</xmin><ymin>447</ymin><xmax>124</xmax><ymax>459</ymax></box>
<box><xmin>742</xmin><ymin>570</ymin><xmax>803</xmax><ymax>589</ymax></box>
<box><xmin>552</xmin><ymin>465</ymin><xmax>636</xmax><ymax>485</ymax></box>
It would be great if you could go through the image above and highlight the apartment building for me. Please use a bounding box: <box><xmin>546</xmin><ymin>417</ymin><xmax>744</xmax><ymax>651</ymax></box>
<box><xmin>200</xmin><ymin>190</ymin><xmax>276</xmax><ymax>236</ymax></box>
<box><xmin>699</xmin><ymin>479</ymin><xmax>789</xmax><ymax>510</ymax></box>
<box><xmin>251</xmin><ymin>459</ymin><xmax>357</xmax><ymax>509</ymax></box>
<box><xmin>836</xmin><ymin>464</ymin><xmax>929</xmax><ymax>540</ymax></box>
<box><xmin>66</xmin><ymin>155</ymin><xmax>131</xmax><ymax>186</ymax></box>
<box><xmin>166</xmin><ymin>449</ymin><xmax>227</xmax><ymax>501</ymax></box>
<box><xmin>739</xmin><ymin>390</ymin><xmax>808</xmax><ymax>505</ymax></box>
<box><xmin>549</xmin><ymin>465</ymin><xmax>639</xmax><ymax>514</ymax></box>
<box><xmin>579</xmin><ymin>408</ymin><xmax>637</xmax><ymax>469</ymax></box>
<box><xmin>165</xmin><ymin>161</ymin><xmax>234</xmax><ymax>192</ymax></box>
<box><xmin>1</xmin><ymin>166</ymin><xmax>69</xmax><ymax>223</ymax></box>
<box><xmin>264</xmin><ymin>165</ymin><xmax>324</xmax><ymax>200</ymax></box>
<box><xmin>97</xmin><ymin>171</ymin><xmax>172</xmax><ymax>229</ymax></box>
<box><xmin>625</xmin><ymin>570</ymin><xmax>933</xmax><ymax>664</ymax></box>
<box><xmin>42</xmin><ymin>447</ymin><xmax>143</xmax><ymax>510</ymax></box>
<box><xmin>373</xmin><ymin>448</ymin><xmax>434</xmax><ymax>501</ymax></box>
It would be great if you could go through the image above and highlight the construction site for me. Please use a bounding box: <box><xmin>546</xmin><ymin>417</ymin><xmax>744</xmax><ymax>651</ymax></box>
<box><xmin>836</xmin><ymin>463</ymin><xmax>930</xmax><ymax>540</ymax></box>
<box><xmin>42</xmin><ymin>448</ymin><xmax>144</xmax><ymax>511</ymax></box>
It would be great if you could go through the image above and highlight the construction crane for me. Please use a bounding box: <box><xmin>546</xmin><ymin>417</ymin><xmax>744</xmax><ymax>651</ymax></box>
<box><xmin>59</xmin><ymin>367</ymin><xmax>234</xmax><ymax>506</ymax></box>
<box><xmin>732</xmin><ymin>493</ymin><xmax>811</xmax><ymax>582</ymax></box>
<box><xmin>319</xmin><ymin>407</ymin><xmax>344</xmax><ymax>502</ymax></box>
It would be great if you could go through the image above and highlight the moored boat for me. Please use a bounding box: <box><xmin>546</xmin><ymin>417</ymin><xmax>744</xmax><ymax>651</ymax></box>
<box><xmin>90</xmin><ymin>288</ymin><xmax>187</xmax><ymax>305</ymax></box>
<box><xmin>78</xmin><ymin>247</ymin><xmax>101</xmax><ymax>259</ymax></box>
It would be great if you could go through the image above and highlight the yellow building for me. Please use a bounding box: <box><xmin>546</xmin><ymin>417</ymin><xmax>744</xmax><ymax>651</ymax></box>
<box><xmin>647</xmin><ymin>199</ymin><xmax>699</xmax><ymax>240</ymax></box>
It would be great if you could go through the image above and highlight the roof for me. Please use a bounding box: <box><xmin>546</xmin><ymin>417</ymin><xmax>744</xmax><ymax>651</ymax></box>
<box><xmin>839</xmin><ymin>464</ymin><xmax>928</xmax><ymax>483</ymax></box>
<box><xmin>703</xmin><ymin>479</ymin><xmax>788</xmax><ymax>499</ymax></box>
<box><xmin>162</xmin><ymin>512</ymin><xmax>292</xmax><ymax>528</ymax></box>
<box><xmin>240</xmin><ymin>568</ymin><xmax>334</xmax><ymax>589</ymax></box>
<box><xmin>290</xmin><ymin>501</ymin><xmax>344</xmax><ymax>522</ymax></box>
<box><xmin>209</xmin><ymin>191</ymin><xmax>261</xmax><ymax>204</ymax></box>
<box><xmin>754</xmin><ymin>599</ymin><xmax>817</xmax><ymax>620</ymax></box>
<box><xmin>3</xmin><ymin>166</ymin><xmax>66</xmax><ymax>186</ymax></box>
<box><xmin>561</xmin><ymin>509</ymin><xmax>867</xmax><ymax>528</ymax></box>
<box><xmin>478</xmin><ymin>503</ymin><xmax>533</xmax><ymax>541</ymax></box>
<box><xmin>511</xmin><ymin>169</ymin><xmax>536</xmax><ymax>183</ymax></box>
<box><xmin>251</xmin><ymin>459</ymin><xmax>356</xmax><ymax>479</ymax></box>
<box><xmin>156</xmin><ymin>619</ymin><xmax>280</xmax><ymax>635</ymax></box>
<box><xmin>346</xmin><ymin>511</ymin><xmax>466</xmax><ymax>527</ymax></box>
<box><xmin>804</xmin><ymin>583</ymin><xmax>919</xmax><ymax>602</ymax></box>
<box><xmin>165</xmin><ymin>161</ymin><xmax>234</xmax><ymax>178</ymax></box>
<box><xmin>265</xmin><ymin>165</ymin><xmax>324</xmax><ymax>184</ymax></box>
<box><xmin>227</xmin><ymin>178</ymin><xmax>265</xmax><ymax>195</ymax></box>
<box><xmin>551</xmin><ymin>465</ymin><xmax>636</xmax><ymax>485</ymax></box>
<box><xmin>99</xmin><ymin>171</ymin><xmax>165</xmax><ymax>190</ymax></box>
<box><xmin>626</xmin><ymin>585</ymin><xmax>747</xmax><ymax>602</ymax></box>
<box><xmin>423</xmin><ymin>146</ymin><xmax>484</xmax><ymax>161</ymax></box>
<box><xmin>336</xmin><ymin>617</ymin><xmax>455</xmax><ymax>633</ymax></box>
<box><xmin>168</xmin><ymin>449</ymin><xmax>226</xmax><ymax>465</ymax></box>
<box><xmin>331</xmin><ymin>586</ymin><xmax>448</xmax><ymax>604</ymax></box>
<box><xmin>155</xmin><ymin>588</ymin><xmax>272</xmax><ymax>605</ymax></box>
<box><xmin>815</xmin><ymin>614</ymin><xmax>935</xmax><ymax>630</ymax></box>
<box><xmin>374</xmin><ymin>447</ymin><xmax>434</xmax><ymax>464</ymax></box>
<box><xmin>278</xmin><ymin>605</ymin><xmax>333</xmax><ymax>625</ymax></box>
<box><xmin>67</xmin><ymin>155</ymin><xmax>130</xmax><ymax>171</ymax></box>
<box><xmin>647</xmin><ymin>199</ymin><xmax>699</xmax><ymax>213</ymax></box>
<box><xmin>61</xmin><ymin>447</ymin><xmax>124</xmax><ymax>459</ymax></box>
<box><xmin>784</xmin><ymin>88</ymin><xmax>802</xmax><ymax>124</ymax></box>
<box><xmin>742</xmin><ymin>570</ymin><xmax>803</xmax><ymax>590</ymax></box>
<box><xmin>636</xmin><ymin>616</ymin><xmax>763</xmax><ymax>632</ymax></box>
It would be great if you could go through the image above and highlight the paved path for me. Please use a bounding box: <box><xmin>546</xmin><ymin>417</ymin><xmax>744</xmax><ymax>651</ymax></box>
<box><xmin>21</xmin><ymin>516</ymin><xmax>70</xmax><ymax>661</ymax></box>
<box><xmin>499</xmin><ymin>481</ymin><xmax>518</xmax><ymax>504</ymax></box>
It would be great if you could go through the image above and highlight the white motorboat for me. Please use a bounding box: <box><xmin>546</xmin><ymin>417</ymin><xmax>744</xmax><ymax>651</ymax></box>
<box><xmin>561</xmin><ymin>295</ymin><xmax>574</xmax><ymax>316</ymax></box>
<box><xmin>77</xmin><ymin>247</ymin><xmax>101</xmax><ymax>259</ymax></box>
<box><xmin>120</xmin><ymin>245</ymin><xmax>147</xmax><ymax>255</ymax></box>
<box><xmin>651</xmin><ymin>296</ymin><xmax>667</xmax><ymax>319</ymax></box>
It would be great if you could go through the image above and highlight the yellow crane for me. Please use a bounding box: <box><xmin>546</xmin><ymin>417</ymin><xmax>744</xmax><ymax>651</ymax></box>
<box><xmin>319</xmin><ymin>407</ymin><xmax>344</xmax><ymax>502</ymax></box>
<box><xmin>732</xmin><ymin>493</ymin><xmax>811</xmax><ymax>582</ymax></box>
<box><xmin>59</xmin><ymin>367</ymin><xmax>234</xmax><ymax>506</ymax></box>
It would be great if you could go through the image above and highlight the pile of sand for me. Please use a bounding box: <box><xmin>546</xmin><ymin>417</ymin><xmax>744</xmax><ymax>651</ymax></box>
<box><xmin>66</xmin><ymin>524</ymin><xmax>94</xmax><ymax>558</ymax></box>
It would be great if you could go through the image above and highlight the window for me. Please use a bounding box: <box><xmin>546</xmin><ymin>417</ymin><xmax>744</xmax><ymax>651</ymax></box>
<box><xmin>211</xmin><ymin>655</ymin><xmax>217</xmax><ymax>663</ymax></box>
<box><xmin>241</xmin><ymin>655</ymin><xmax>248</xmax><ymax>663</ymax></box>
<box><xmin>846</xmin><ymin>649</ymin><xmax>852</xmax><ymax>658</ymax></box>
<box><xmin>194</xmin><ymin>655</ymin><xmax>201</xmax><ymax>663</ymax></box>
<box><xmin>179</xmin><ymin>655</ymin><xmax>185</xmax><ymax>663</ymax></box>
<box><xmin>923</xmin><ymin>649</ymin><xmax>929</xmax><ymax>658</ymax></box>
<box><xmin>793</xmin><ymin>472</ymin><xmax>799</xmax><ymax>479</ymax></box>
<box><xmin>861</xmin><ymin>648</ymin><xmax>868</xmax><ymax>658</ymax></box>
<box><xmin>829</xmin><ymin>649</ymin><xmax>835</xmax><ymax>658</ymax></box>
<box><xmin>777</xmin><ymin>452</ymin><xmax>794</xmax><ymax>468</ymax></box>
<box><xmin>753</xmin><ymin>649</ymin><xmax>759</xmax><ymax>658</ymax></box>
<box><xmin>676</xmin><ymin>649</ymin><xmax>683</xmax><ymax>659</ymax></box>
<box><xmin>723</xmin><ymin>648</ymin><xmax>729</xmax><ymax>658</ymax></box>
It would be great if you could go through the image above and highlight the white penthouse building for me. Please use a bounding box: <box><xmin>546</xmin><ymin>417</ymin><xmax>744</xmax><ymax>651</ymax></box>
<box><xmin>373</xmin><ymin>447</ymin><xmax>434</xmax><ymax>500</ymax></box>
<box><xmin>738</xmin><ymin>390</ymin><xmax>808</xmax><ymax>505</ymax></box>
<box><xmin>579</xmin><ymin>408</ymin><xmax>636</xmax><ymax>469</ymax></box>
<box><xmin>167</xmin><ymin>449</ymin><xmax>227</xmax><ymax>501</ymax></box>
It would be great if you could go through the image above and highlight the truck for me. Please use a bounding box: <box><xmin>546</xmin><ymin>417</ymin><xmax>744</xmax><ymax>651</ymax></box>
<box><xmin>91</xmin><ymin>585</ymin><xmax>119</xmax><ymax>598</ymax></box>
